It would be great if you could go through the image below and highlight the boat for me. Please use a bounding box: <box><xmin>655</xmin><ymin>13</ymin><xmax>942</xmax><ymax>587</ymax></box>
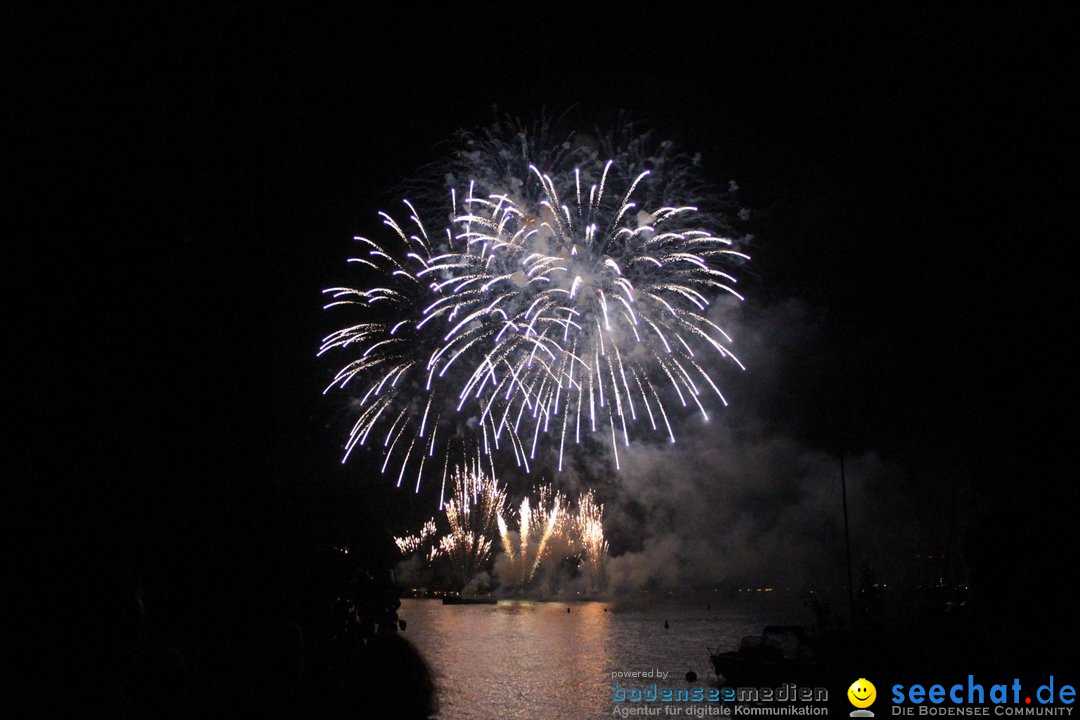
<box><xmin>441</xmin><ymin>595</ymin><xmax>497</xmax><ymax>605</ymax></box>
<box><xmin>710</xmin><ymin>625</ymin><xmax>822</xmax><ymax>686</ymax></box>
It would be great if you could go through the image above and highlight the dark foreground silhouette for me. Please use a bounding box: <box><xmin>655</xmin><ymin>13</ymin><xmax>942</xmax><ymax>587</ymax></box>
<box><xmin>8</xmin><ymin>543</ymin><xmax>436</xmax><ymax>719</ymax></box>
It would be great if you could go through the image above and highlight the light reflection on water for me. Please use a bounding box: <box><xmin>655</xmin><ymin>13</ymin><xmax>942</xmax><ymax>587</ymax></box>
<box><xmin>399</xmin><ymin>598</ymin><xmax>804</xmax><ymax>720</ymax></box>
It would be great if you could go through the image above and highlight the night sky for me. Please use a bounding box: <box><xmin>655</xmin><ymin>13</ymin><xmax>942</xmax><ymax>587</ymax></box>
<box><xmin>9</xmin><ymin>2</ymin><xmax>1076</xmax><ymax>674</ymax></box>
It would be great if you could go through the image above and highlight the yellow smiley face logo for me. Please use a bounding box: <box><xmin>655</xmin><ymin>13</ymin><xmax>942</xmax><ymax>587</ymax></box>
<box><xmin>848</xmin><ymin>678</ymin><xmax>877</xmax><ymax>708</ymax></box>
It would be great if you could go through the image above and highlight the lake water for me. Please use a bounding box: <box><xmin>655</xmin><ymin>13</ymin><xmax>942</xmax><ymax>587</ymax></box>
<box><xmin>398</xmin><ymin>597</ymin><xmax>811</xmax><ymax>719</ymax></box>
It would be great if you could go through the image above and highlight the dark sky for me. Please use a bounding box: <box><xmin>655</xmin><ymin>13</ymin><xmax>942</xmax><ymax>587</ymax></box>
<box><xmin>9</xmin><ymin>5</ymin><xmax>1076</xmax><ymax>572</ymax></box>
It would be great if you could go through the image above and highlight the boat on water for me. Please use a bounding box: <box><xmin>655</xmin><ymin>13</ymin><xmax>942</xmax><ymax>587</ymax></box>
<box><xmin>441</xmin><ymin>595</ymin><xmax>498</xmax><ymax>605</ymax></box>
<box><xmin>710</xmin><ymin>625</ymin><xmax>826</xmax><ymax>686</ymax></box>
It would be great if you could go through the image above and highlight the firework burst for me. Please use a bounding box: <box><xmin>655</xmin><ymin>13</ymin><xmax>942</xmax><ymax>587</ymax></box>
<box><xmin>323</xmin><ymin>122</ymin><xmax>748</xmax><ymax>496</ymax></box>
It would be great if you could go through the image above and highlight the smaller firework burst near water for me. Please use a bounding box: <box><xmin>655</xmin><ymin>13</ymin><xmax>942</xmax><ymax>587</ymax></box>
<box><xmin>396</xmin><ymin>473</ymin><xmax>610</xmax><ymax>596</ymax></box>
<box><xmin>498</xmin><ymin>485</ymin><xmax>609</xmax><ymax>595</ymax></box>
<box><xmin>395</xmin><ymin>462</ymin><xmax>507</xmax><ymax>589</ymax></box>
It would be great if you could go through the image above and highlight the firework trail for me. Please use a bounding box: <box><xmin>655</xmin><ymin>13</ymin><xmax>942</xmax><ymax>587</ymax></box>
<box><xmin>322</xmin><ymin>119</ymin><xmax>748</xmax><ymax>495</ymax></box>
<box><xmin>528</xmin><ymin>485</ymin><xmax>574</xmax><ymax>580</ymax></box>
<box><xmin>575</xmin><ymin>490</ymin><xmax>609</xmax><ymax>591</ymax></box>
<box><xmin>498</xmin><ymin>490</ymin><xmax>561</xmax><ymax>589</ymax></box>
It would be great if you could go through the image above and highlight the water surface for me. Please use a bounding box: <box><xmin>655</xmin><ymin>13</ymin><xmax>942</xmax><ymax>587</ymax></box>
<box><xmin>399</xmin><ymin>597</ymin><xmax>806</xmax><ymax>719</ymax></box>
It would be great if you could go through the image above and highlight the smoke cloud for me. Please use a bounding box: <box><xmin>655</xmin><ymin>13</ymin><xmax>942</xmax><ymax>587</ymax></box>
<box><xmin>578</xmin><ymin>296</ymin><xmax>936</xmax><ymax>598</ymax></box>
